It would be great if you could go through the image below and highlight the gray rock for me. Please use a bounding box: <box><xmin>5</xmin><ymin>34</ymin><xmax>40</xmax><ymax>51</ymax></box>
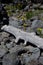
<box><xmin>33</xmin><ymin>4</ymin><xmax>41</xmax><ymax>9</ymax></box>
<box><xmin>3</xmin><ymin>53</ymin><xmax>19</xmax><ymax>65</ymax></box>
<box><xmin>40</xmin><ymin>5</ymin><xmax>43</xmax><ymax>9</ymax></box>
<box><xmin>31</xmin><ymin>20</ymin><xmax>43</xmax><ymax>31</ymax></box>
<box><xmin>21</xmin><ymin>47</ymin><xmax>40</xmax><ymax>65</ymax></box>
<box><xmin>39</xmin><ymin>57</ymin><xmax>43</xmax><ymax>64</ymax></box>
<box><xmin>0</xmin><ymin>45</ymin><xmax>8</xmax><ymax>57</ymax></box>
<box><xmin>9</xmin><ymin>45</ymin><xmax>23</xmax><ymax>53</ymax></box>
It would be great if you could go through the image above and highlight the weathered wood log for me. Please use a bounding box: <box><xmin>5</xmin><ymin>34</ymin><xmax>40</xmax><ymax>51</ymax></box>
<box><xmin>1</xmin><ymin>25</ymin><xmax>43</xmax><ymax>49</ymax></box>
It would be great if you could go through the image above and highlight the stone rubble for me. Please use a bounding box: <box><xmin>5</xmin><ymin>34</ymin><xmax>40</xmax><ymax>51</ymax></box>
<box><xmin>0</xmin><ymin>31</ymin><xmax>43</xmax><ymax>65</ymax></box>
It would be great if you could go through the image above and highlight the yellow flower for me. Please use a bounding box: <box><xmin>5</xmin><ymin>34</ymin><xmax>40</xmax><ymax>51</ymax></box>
<box><xmin>37</xmin><ymin>28</ymin><xmax>42</xmax><ymax>34</ymax></box>
<box><xmin>21</xmin><ymin>16</ymin><xmax>26</xmax><ymax>20</ymax></box>
<box><xmin>37</xmin><ymin>28</ymin><xmax>42</xmax><ymax>31</ymax></box>
<box><xmin>23</xmin><ymin>23</ymin><xmax>28</xmax><ymax>27</ymax></box>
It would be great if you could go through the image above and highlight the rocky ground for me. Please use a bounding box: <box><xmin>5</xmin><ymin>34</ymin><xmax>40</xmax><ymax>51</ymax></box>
<box><xmin>0</xmin><ymin>31</ymin><xmax>43</xmax><ymax>65</ymax></box>
<box><xmin>0</xmin><ymin>2</ymin><xmax>43</xmax><ymax>65</ymax></box>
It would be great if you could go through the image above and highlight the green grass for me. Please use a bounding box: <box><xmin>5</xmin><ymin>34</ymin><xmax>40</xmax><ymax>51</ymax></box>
<box><xmin>4</xmin><ymin>4</ymin><xmax>43</xmax><ymax>18</ymax></box>
<box><xmin>26</xmin><ymin>11</ymin><xmax>33</xmax><ymax>19</ymax></box>
<box><xmin>25</xmin><ymin>10</ymin><xmax>43</xmax><ymax>19</ymax></box>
